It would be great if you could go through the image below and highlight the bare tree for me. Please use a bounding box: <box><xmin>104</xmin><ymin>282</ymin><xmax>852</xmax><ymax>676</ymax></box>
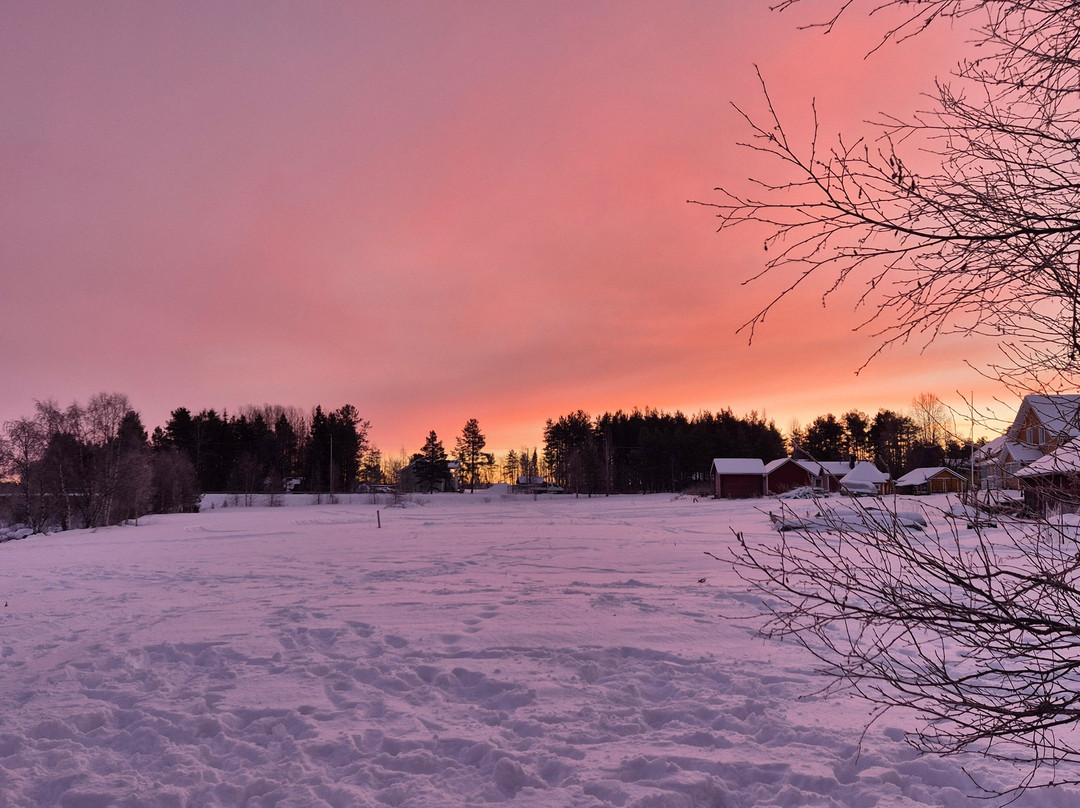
<box><xmin>910</xmin><ymin>392</ymin><xmax>954</xmax><ymax>449</ymax></box>
<box><xmin>3</xmin><ymin>416</ymin><xmax>46</xmax><ymax>531</ymax></box>
<box><xmin>227</xmin><ymin>452</ymin><xmax>261</xmax><ymax>507</ymax></box>
<box><xmin>85</xmin><ymin>392</ymin><xmax>131</xmax><ymax>447</ymax></box>
<box><xmin>383</xmin><ymin>450</ymin><xmax>408</xmax><ymax>493</ymax></box>
<box><xmin>701</xmin><ymin>1</ymin><xmax>1080</xmax><ymax>794</ymax></box>
<box><xmin>697</xmin><ymin>0</ymin><xmax>1080</xmax><ymax>390</ymax></box>
<box><xmin>150</xmin><ymin>447</ymin><xmax>201</xmax><ymax>514</ymax></box>
<box><xmin>732</xmin><ymin>504</ymin><xmax>1080</xmax><ymax>794</ymax></box>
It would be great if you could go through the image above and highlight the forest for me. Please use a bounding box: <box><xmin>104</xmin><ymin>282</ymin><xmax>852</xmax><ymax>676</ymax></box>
<box><xmin>540</xmin><ymin>397</ymin><xmax>973</xmax><ymax>495</ymax></box>
<box><xmin>0</xmin><ymin>391</ymin><xmax>974</xmax><ymax>531</ymax></box>
<box><xmin>0</xmin><ymin>395</ymin><xmax>373</xmax><ymax>533</ymax></box>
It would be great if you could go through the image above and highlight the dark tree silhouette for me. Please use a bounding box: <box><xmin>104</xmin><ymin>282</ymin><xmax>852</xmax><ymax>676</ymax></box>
<box><xmin>697</xmin><ymin>0</ymin><xmax>1080</xmax><ymax>391</ymax></box>
<box><xmin>707</xmin><ymin>1</ymin><xmax>1080</xmax><ymax>792</ymax></box>
<box><xmin>410</xmin><ymin>431</ymin><xmax>451</xmax><ymax>494</ymax></box>
<box><xmin>732</xmin><ymin>506</ymin><xmax>1080</xmax><ymax>794</ymax></box>
<box><xmin>455</xmin><ymin>419</ymin><xmax>490</xmax><ymax>492</ymax></box>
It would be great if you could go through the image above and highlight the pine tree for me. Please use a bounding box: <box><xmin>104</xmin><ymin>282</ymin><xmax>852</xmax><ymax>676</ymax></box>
<box><xmin>503</xmin><ymin>450</ymin><xmax>519</xmax><ymax>485</ymax></box>
<box><xmin>455</xmin><ymin>418</ymin><xmax>487</xmax><ymax>492</ymax></box>
<box><xmin>412</xmin><ymin>431</ymin><xmax>450</xmax><ymax>493</ymax></box>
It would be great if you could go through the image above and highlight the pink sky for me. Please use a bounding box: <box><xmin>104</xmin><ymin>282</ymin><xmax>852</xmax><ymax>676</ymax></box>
<box><xmin>1</xmin><ymin>2</ymin><xmax>1011</xmax><ymax>455</ymax></box>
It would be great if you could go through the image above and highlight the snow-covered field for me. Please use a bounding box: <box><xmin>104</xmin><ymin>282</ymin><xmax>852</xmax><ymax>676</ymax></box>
<box><xmin>1</xmin><ymin>492</ymin><xmax>1075</xmax><ymax>807</ymax></box>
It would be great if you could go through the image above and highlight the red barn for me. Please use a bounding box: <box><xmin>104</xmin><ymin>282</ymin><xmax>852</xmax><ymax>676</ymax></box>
<box><xmin>712</xmin><ymin>459</ymin><xmax>767</xmax><ymax>498</ymax></box>
<box><xmin>764</xmin><ymin>458</ymin><xmax>844</xmax><ymax>494</ymax></box>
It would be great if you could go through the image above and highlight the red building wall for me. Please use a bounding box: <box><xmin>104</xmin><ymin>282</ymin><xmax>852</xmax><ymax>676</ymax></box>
<box><xmin>765</xmin><ymin>462</ymin><xmax>813</xmax><ymax>495</ymax></box>
<box><xmin>715</xmin><ymin>474</ymin><xmax>765</xmax><ymax>499</ymax></box>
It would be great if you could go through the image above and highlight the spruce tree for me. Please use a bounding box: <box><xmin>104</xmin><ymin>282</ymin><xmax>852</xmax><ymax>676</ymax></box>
<box><xmin>413</xmin><ymin>431</ymin><xmax>450</xmax><ymax>493</ymax></box>
<box><xmin>455</xmin><ymin>419</ymin><xmax>487</xmax><ymax>492</ymax></box>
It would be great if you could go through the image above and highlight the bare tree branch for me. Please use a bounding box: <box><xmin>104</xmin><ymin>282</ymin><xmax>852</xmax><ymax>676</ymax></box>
<box><xmin>695</xmin><ymin>1</ymin><xmax>1080</xmax><ymax>389</ymax></box>
<box><xmin>732</xmin><ymin>499</ymin><xmax>1080</xmax><ymax>793</ymax></box>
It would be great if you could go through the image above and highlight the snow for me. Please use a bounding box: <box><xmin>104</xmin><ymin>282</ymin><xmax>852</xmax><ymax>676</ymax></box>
<box><xmin>1015</xmin><ymin>439</ymin><xmax>1080</xmax><ymax>477</ymax></box>
<box><xmin>0</xmin><ymin>492</ymin><xmax>1075</xmax><ymax>807</ymax></box>
<box><xmin>711</xmin><ymin>458</ymin><xmax>766</xmax><ymax>475</ymax></box>
<box><xmin>1014</xmin><ymin>395</ymin><xmax>1080</xmax><ymax>441</ymax></box>
<box><xmin>768</xmin><ymin>499</ymin><xmax>927</xmax><ymax>532</ymax></box>
<box><xmin>841</xmin><ymin>461</ymin><xmax>890</xmax><ymax>484</ymax></box>
<box><xmin>894</xmin><ymin>468</ymin><xmax>966</xmax><ymax>488</ymax></box>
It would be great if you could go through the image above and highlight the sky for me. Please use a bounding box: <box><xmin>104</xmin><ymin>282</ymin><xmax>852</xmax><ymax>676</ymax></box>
<box><xmin>0</xmin><ymin>1</ymin><xmax>1011</xmax><ymax>455</ymax></box>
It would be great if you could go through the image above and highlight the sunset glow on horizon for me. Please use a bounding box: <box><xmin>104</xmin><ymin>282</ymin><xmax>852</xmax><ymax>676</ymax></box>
<box><xmin>2</xmin><ymin>2</ymin><xmax>1013</xmax><ymax>456</ymax></box>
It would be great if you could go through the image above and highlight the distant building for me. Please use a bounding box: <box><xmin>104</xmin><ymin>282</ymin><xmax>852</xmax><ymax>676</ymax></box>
<box><xmin>1015</xmin><ymin>440</ymin><xmax>1080</xmax><ymax>516</ymax></box>
<box><xmin>895</xmin><ymin>467</ymin><xmax>967</xmax><ymax>495</ymax></box>
<box><xmin>399</xmin><ymin>458</ymin><xmax>460</xmax><ymax>492</ymax></box>
<box><xmin>764</xmin><ymin>458</ymin><xmax>840</xmax><ymax>494</ymax></box>
<box><xmin>975</xmin><ymin>394</ymin><xmax>1080</xmax><ymax>489</ymax></box>
<box><xmin>514</xmin><ymin>476</ymin><xmax>564</xmax><ymax>494</ymax></box>
<box><xmin>712</xmin><ymin>459</ymin><xmax>767</xmax><ymax>498</ymax></box>
<box><xmin>759</xmin><ymin>457</ymin><xmax>891</xmax><ymax>496</ymax></box>
<box><xmin>840</xmin><ymin>461</ymin><xmax>892</xmax><ymax>496</ymax></box>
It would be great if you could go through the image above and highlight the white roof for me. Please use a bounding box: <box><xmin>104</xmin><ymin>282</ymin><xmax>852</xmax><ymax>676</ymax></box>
<box><xmin>1015</xmin><ymin>439</ymin><xmax>1080</xmax><ymax>477</ymax></box>
<box><xmin>895</xmin><ymin>467</ymin><xmax>964</xmax><ymax>487</ymax></box>
<box><xmin>973</xmin><ymin>434</ymin><xmax>1006</xmax><ymax>462</ymax></box>
<box><xmin>1005</xmin><ymin>442</ymin><xmax>1043</xmax><ymax>464</ymax></box>
<box><xmin>712</xmin><ymin>458</ymin><xmax>766</xmax><ymax>475</ymax></box>
<box><xmin>976</xmin><ymin>432</ymin><xmax>1041</xmax><ymax>464</ymax></box>
<box><xmin>818</xmin><ymin>461</ymin><xmax>856</xmax><ymax>477</ymax></box>
<box><xmin>763</xmin><ymin>457</ymin><xmax>791</xmax><ymax>475</ymax></box>
<box><xmin>779</xmin><ymin>459</ymin><xmax>851</xmax><ymax>477</ymax></box>
<box><xmin>840</xmin><ymin>461</ymin><xmax>889</xmax><ymax>484</ymax></box>
<box><xmin>976</xmin><ymin>436</ymin><xmax>1042</xmax><ymax>465</ymax></box>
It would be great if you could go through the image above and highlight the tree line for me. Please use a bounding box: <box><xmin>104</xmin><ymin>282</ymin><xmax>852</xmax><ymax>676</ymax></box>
<box><xmin>0</xmin><ymin>395</ymin><xmax>376</xmax><ymax>532</ymax></box>
<box><xmin>0</xmin><ymin>390</ymin><xmax>975</xmax><ymax>530</ymax></box>
<box><xmin>539</xmin><ymin>394</ymin><xmax>977</xmax><ymax>496</ymax></box>
<box><xmin>790</xmin><ymin>394</ymin><xmax>973</xmax><ymax>477</ymax></box>
<box><xmin>156</xmin><ymin>403</ymin><xmax>373</xmax><ymax>499</ymax></box>
<box><xmin>542</xmin><ymin>408</ymin><xmax>786</xmax><ymax>494</ymax></box>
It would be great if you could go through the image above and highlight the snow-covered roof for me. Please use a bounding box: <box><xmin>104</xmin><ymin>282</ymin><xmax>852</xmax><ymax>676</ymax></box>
<box><xmin>973</xmin><ymin>434</ymin><xmax>1006</xmax><ymax>462</ymax></box>
<box><xmin>1015</xmin><ymin>439</ymin><xmax>1080</xmax><ymax>477</ymax></box>
<box><xmin>1005</xmin><ymin>442</ymin><xmax>1044</xmax><ymax>464</ymax></box>
<box><xmin>840</xmin><ymin>461</ymin><xmax>890</xmax><ymax>484</ymax></box>
<box><xmin>763</xmin><ymin>458</ymin><xmax>791</xmax><ymax>475</ymax></box>
<box><xmin>820</xmin><ymin>461</ymin><xmax>857</xmax><ymax>477</ymax></box>
<box><xmin>895</xmin><ymin>467</ymin><xmax>965</xmax><ymax>487</ymax></box>
<box><xmin>785</xmin><ymin>459</ymin><xmax>851</xmax><ymax>477</ymax></box>
<box><xmin>976</xmin><ymin>437</ymin><xmax>1042</xmax><ymax>465</ymax></box>
<box><xmin>712</xmin><ymin>458</ymin><xmax>766</xmax><ymax>475</ymax></box>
